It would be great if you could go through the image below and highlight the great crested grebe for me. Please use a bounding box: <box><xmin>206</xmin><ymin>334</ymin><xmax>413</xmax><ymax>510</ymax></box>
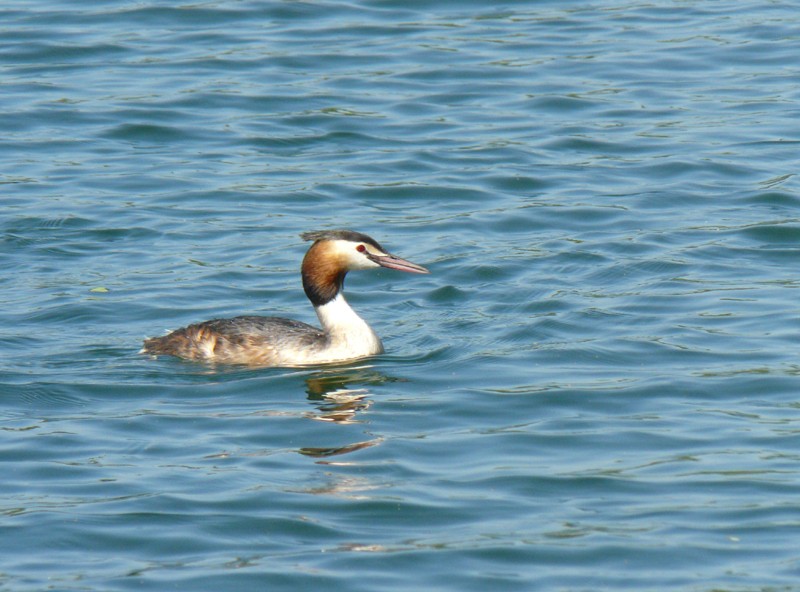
<box><xmin>141</xmin><ymin>230</ymin><xmax>429</xmax><ymax>366</ymax></box>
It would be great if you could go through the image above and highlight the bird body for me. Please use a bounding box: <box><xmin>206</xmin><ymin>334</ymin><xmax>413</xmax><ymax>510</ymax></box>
<box><xmin>141</xmin><ymin>230</ymin><xmax>428</xmax><ymax>366</ymax></box>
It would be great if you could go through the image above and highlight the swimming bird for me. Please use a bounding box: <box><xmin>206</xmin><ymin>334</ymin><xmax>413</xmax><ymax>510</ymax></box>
<box><xmin>141</xmin><ymin>230</ymin><xmax>429</xmax><ymax>366</ymax></box>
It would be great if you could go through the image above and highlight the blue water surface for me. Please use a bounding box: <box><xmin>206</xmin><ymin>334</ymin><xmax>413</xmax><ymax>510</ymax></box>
<box><xmin>2</xmin><ymin>1</ymin><xmax>800</xmax><ymax>590</ymax></box>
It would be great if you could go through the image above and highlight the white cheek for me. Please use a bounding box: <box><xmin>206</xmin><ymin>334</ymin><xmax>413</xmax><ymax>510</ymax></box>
<box><xmin>350</xmin><ymin>251</ymin><xmax>381</xmax><ymax>270</ymax></box>
<box><xmin>330</xmin><ymin>240</ymin><xmax>381</xmax><ymax>269</ymax></box>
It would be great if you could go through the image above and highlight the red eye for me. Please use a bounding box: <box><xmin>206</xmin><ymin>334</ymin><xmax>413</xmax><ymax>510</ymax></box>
<box><xmin>356</xmin><ymin>244</ymin><xmax>366</xmax><ymax>253</ymax></box>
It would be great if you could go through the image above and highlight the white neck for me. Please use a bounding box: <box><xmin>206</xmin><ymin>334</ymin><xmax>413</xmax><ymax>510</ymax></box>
<box><xmin>314</xmin><ymin>293</ymin><xmax>384</xmax><ymax>358</ymax></box>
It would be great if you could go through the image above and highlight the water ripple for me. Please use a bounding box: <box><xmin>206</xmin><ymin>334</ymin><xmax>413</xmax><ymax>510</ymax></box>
<box><xmin>2</xmin><ymin>0</ymin><xmax>800</xmax><ymax>590</ymax></box>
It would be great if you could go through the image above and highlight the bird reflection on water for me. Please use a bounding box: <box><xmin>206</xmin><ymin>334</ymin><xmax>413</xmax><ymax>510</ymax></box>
<box><xmin>300</xmin><ymin>364</ymin><xmax>405</xmax><ymax>427</ymax></box>
<box><xmin>296</xmin><ymin>365</ymin><xmax>405</xmax><ymax>465</ymax></box>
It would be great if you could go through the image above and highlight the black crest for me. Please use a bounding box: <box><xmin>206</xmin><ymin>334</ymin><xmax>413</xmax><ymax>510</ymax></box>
<box><xmin>300</xmin><ymin>229</ymin><xmax>384</xmax><ymax>251</ymax></box>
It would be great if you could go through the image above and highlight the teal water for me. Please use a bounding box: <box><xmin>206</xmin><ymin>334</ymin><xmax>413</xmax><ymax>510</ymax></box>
<box><xmin>2</xmin><ymin>1</ymin><xmax>800</xmax><ymax>590</ymax></box>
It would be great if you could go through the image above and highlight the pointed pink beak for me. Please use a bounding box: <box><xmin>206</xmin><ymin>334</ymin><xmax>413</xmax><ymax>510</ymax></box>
<box><xmin>368</xmin><ymin>252</ymin><xmax>429</xmax><ymax>274</ymax></box>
